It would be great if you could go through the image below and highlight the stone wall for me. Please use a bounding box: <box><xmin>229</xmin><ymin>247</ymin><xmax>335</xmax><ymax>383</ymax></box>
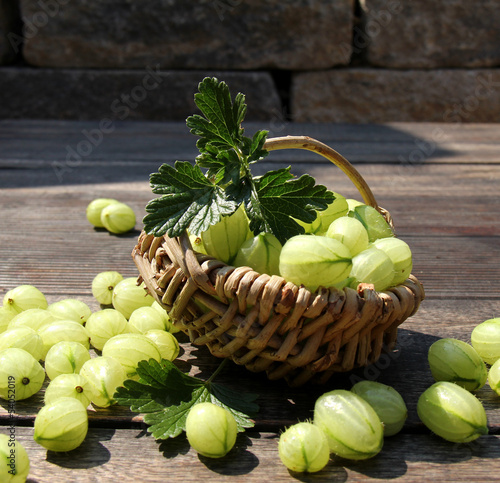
<box><xmin>1</xmin><ymin>0</ymin><xmax>499</xmax><ymax>122</ymax></box>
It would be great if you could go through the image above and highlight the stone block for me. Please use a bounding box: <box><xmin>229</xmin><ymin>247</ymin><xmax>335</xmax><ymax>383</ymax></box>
<box><xmin>361</xmin><ymin>0</ymin><xmax>500</xmax><ymax>68</ymax></box>
<box><xmin>0</xmin><ymin>0</ymin><xmax>22</xmax><ymax>64</ymax></box>
<box><xmin>20</xmin><ymin>0</ymin><xmax>353</xmax><ymax>69</ymax></box>
<box><xmin>0</xmin><ymin>67</ymin><xmax>282</xmax><ymax>121</ymax></box>
<box><xmin>292</xmin><ymin>69</ymin><xmax>500</xmax><ymax>123</ymax></box>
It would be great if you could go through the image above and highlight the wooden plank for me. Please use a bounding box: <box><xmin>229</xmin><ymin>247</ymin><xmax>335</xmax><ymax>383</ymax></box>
<box><xmin>1</xmin><ymin>164</ymin><xmax>499</xmax><ymax>298</ymax></box>
<box><xmin>3</xmin><ymin>299</ymin><xmax>500</xmax><ymax>429</ymax></box>
<box><xmin>1</xmin><ymin>120</ymin><xmax>499</xmax><ymax>164</ymax></box>
<box><xmin>1</xmin><ymin>121</ymin><xmax>500</xmax><ymax>481</ymax></box>
<box><xmin>4</xmin><ymin>426</ymin><xmax>500</xmax><ymax>482</ymax></box>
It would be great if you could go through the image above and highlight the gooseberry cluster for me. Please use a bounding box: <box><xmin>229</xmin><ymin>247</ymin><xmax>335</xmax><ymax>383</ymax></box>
<box><xmin>277</xmin><ymin>317</ymin><xmax>500</xmax><ymax>473</ymax></box>
<box><xmin>278</xmin><ymin>380</ymin><xmax>407</xmax><ymax>473</ymax></box>
<box><xmin>0</xmin><ymin>277</ymin><xmax>180</xmax><ymax>462</ymax></box>
<box><xmin>86</xmin><ymin>198</ymin><xmax>136</xmax><ymax>234</ymax></box>
<box><xmin>414</xmin><ymin>318</ymin><xmax>500</xmax><ymax>444</ymax></box>
<box><xmin>191</xmin><ymin>193</ymin><xmax>412</xmax><ymax>293</ymax></box>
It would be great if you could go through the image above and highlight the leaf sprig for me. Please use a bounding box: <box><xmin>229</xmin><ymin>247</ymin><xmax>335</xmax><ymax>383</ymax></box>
<box><xmin>114</xmin><ymin>359</ymin><xmax>259</xmax><ymax>440</ymax></box>
<box><xmin>143</xmin><ymin>77</ymin><xmax>334</xmax><ymax>244</ymax></box>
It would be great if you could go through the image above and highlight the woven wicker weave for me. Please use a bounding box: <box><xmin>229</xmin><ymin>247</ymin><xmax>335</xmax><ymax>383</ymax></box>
<box><xmin>132</xmin><ymin>136</ymin><xmax>425</xmax><ymax>386</ymax></box>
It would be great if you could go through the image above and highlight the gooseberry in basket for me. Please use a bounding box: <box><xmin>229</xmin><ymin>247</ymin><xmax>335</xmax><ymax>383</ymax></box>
<box><xmin>233</xmin><ymin>232</ymin><xmax>282</xmax><ymax>276</ymax></box>
<box><xmin>417</xmin><ymin>381</ymin><xmax>488</xmax><ymax>443</ymax></box>
<box><xmin>427</xmin><ymin>338</ymin><xmax>487</xmax><ymax>392</ymax></box>
<box><xmin>279</xmin><ymin>235</ymin><xmax>352</xmax><ymax>292</ymax></box>
<box><xmin>349</xmin><ymin>247</ymin><xmax>395</xmax><ymax>292</ymax></box>
<box><xmin>371</xmin><ymin>237</ymin><xmax>413</xmax><ymax>286</ymax></box>
<box><xmin>34</xmin><ymin>397</ymin><xmax>88</xmax><ymax>452</ymax></box>
<box><xmin>313</xmin><ymin>390</ymin><xmax>383</xmax><ymax>460</ymax></box>
<box><xmin>278</xmin><ymin>422</ymin><xmax>330</xmax><ymax>473</ymax></box>
<box><xmin>348</xmin><ymin>204</ymin><xmax>394</xmax><ymax>242</ymax></box>
<box><xmin>200</xmin><ymin>204</ymin><xmax>252</xmax><ymax>264</ymax></box>
<box><xmin>186</xmin><ymin>402</ymin><xmax>238</xmax><ymax>458</ymax></box>
<box><xmin>295</xmin><ymin>191</ymin><xmax>349</xmax><ymax>235</ymax></box>
<box><xmin>325</xmin><ymin>216</ymin><xmax>369</xmax><ymax>256</ymax></box>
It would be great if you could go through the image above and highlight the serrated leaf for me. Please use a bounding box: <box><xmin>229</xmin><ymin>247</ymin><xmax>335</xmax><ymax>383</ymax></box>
<box><xmin>208</xmin><ymin>382</ymin><xmax>259</xmax><ymax>430</ymax></box>
<box><xmin>143</xmin><ymin>161</ymin><xmax>237</xmax><ymax>237</ymax></box>
<box><xmin>244</xmin><ymin>130</ymin><xmax>269</xmax><ymax>164</ymax></box>
<box><xmin>114</xmin><ymin>359</ymin><xmax>259</xmax><ymax>441</ymax></box>
<box><xmin>186</xmin><ymin>77</ymin><xmax>245</xmax><ymax>152</ymax></box>
<box><xmin>246</xmin><ymin>167</ymin><xmax>334</xmax><ymax>244</ymax></box>
<box><xmin>197</xmin><ymin>148</ymin><xmax>242</xmax><ymax>186</ymax></box>
<box><xmin>145</xmin><ymin>386</ymin><xmax>210</xmax><ymax>440</ymax></box>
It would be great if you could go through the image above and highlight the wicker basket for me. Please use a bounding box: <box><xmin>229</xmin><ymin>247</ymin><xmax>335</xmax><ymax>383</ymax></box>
<box><xmin>132</xmin><ymin>136</ymin><xmax>425</xmax><ymax>386</ymax></box>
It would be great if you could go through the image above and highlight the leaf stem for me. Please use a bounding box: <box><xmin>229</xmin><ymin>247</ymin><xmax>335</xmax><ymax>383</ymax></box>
<box><xmin>206</xmin><ymin>359</ymin><xmax>229</xmax><ymax>384</ymax></box>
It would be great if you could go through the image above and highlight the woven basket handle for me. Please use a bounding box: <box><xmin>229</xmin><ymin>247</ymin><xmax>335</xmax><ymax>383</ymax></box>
<box><xmin>177</xmin><ymin>135</ymin><xmax>392</xmax><ymax>294</ymax></box>
<box><xmin>264</xmin><ymin>136</ymin><xmax>379</xmax><ymax>209</ymax></box>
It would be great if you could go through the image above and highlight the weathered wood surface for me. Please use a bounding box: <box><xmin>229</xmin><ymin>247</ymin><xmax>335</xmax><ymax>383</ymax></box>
<box><xmin>1</xmin><ymin>121</ymin><xmax>500</xmax><ymax>481</ymax></box>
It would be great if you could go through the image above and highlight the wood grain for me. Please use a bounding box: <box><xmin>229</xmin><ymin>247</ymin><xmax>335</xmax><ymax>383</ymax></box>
<box><xmin>0</xmin><ymin>120</ymin><xmax>499</xmax><ymax>481</ymax></box>
<box><xmin>6</xmin><ymin>427</ymin><xmax>500</xmax><ymax>482</ymax></box>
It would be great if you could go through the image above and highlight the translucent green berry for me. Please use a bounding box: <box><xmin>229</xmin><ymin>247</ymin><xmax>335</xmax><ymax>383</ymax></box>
<box><xmin>351</xmin><ymin>381</ymin><xmax>408</xmax><ymax>436</ymax></box>
<box><xmin>278</xmin><ymin>422</ymin><xmax>330</xmax><ymax>473</ymax></box>
<box><xmin>428</xmin><ymin>338</ymin><xmax>487</xmax><ymax>392</ymax></box>
<box><xmin>417</xmin><ymin>381</ymin><xmax>488</xmax><ymax>443</ymax></box>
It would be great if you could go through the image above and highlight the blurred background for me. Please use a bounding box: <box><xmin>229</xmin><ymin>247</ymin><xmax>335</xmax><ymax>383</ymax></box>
<box><xmin>1</xmin><ymin>0</ymin><xmax>499</xmax><ymax>123</ymax></box>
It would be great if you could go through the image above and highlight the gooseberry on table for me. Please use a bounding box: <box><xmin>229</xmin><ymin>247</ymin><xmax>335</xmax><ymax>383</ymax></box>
<box><xmin>185</xmin><ymin>402</ymin><xmax>238</xmax><ymax>458</ymax></box>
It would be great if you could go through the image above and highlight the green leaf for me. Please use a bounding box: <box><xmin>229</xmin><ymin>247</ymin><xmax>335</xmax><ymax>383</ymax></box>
<box><xmin>208</xmin><ymin>382</ymin><xmax>259</xmax><ymax>430</ymax></box>
<box><xmin>244</xmin><ymin>130</ymin><xmax>269</xmax><ymax>164</ymax></box>
<box><xmin>143</xmin><ymin>161</ymin><xmax>237</xmax><ymax>237</ymax></box>
<box><xmin>186</xmin><ymin>77</ymin><xmax>245</xmax><ymax>153</ymax></box>
<box><xmin>246</xmin><ymin>167</ymin><xmax>334</xmax><ymax>244</ymax></box>
<box><xmin>143</xmin><ymin>76</ymin><xmax>335</xmax><ymax>245</ymax></box>
<box><xmin>196</xmin><ymin>148</ymin><xmax>242</xmax><ymax>186</ymax></box>
<box><xmin>145</xmin><ymin>386</ymin><xmax>210</xmax><ymax>440</ymax></box>
<box><xmin>114</xmin><ymin>359</ymin><xmax>259</xmax><ymax>441</ymax></box>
